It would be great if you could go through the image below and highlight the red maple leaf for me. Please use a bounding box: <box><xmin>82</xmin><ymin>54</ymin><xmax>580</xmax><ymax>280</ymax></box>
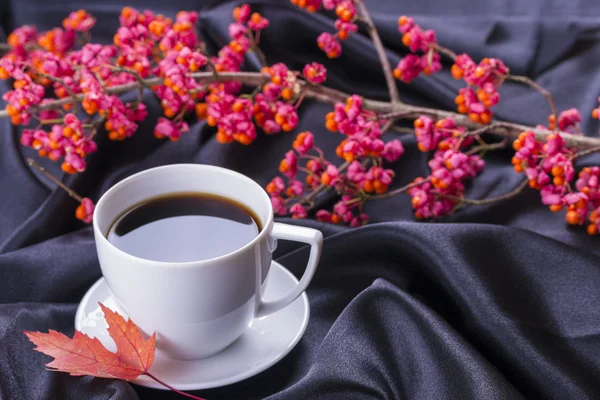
<box><xmin>25</xmin><ymin>303</ymin><xmax>155</xmax><ymax>380</ymax></box>
<box><xmin>24</xmin><ymin>303</ymin><xmax>204</xmax><ymax>400</ymax></box>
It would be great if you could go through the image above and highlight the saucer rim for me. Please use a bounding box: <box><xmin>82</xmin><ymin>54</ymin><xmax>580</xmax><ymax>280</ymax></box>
<box><xmin>74</xmin><ymin>260</ymin><xmax>310</xmax><ymax>391</ymax></box>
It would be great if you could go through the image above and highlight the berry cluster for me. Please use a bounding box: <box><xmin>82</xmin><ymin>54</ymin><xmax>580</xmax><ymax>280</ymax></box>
<box><xmin>1</xmin><ymin>64</ymin><xmax>45</xmax><ymax>125</ymax></box>
<box><xmin>205</xmin><ymin>57</ymin><xmax>327</xmax><ymax>144</ymax></box>
<box><xmin>289</xmin><ymin>0</ymin><xmax>322</xmax><ymax>13</ymax></box>
<box><xmin>451</xmin><ymin>54</ymin><xmax>507</xmax><ymax>124</ymax></box>
<box><xmin>20</xmin><ymin>114</ymin><xmax>98</xmax><ymax>173</ymax></box>
<box><xmin>0</xmin><ymin>5</ymin><xmax>276</xmax><ymax>221</ymax></box>
<box><xmin>290</xmin><ymin>0</ymin><xmax>358</xmax><ymax>59</ymax></box>
<box><xmin>513</xmin><ymin>130</ymin><xmax>600</xmax><ymax>233</ymax></box>
<box><xmin>413</xmin><ymin>116</ymin><xmax>468</xmax><ymax>152</ymax></box>
<box><xmin>327</xmin><ymin>95</ymin><xmax>404</xmax><ymax>164</ymax></box>
<box><xmin>75</xmin><ymin>198</ymin><xmax>95</xmax><ymax>223</ymax></box>
<box><xmin>409</xmin><ymin>116</ymin><xmax>484</xmax><ymax>218</ymax></box>
<box><xmin>63</xmin><ymin>10</ymin><xmax>96</xmax><ymax>32</ymax></box>
<box><xmin>548</xmin><ymin>108</ymin><xmax>581</xmax><ymax>133</ymax></box>
<box><xmin>393</xmin><ymin>16</ymin><xmax>441</xmax><ymax>83</ymax></box>
<box><xmin>267</xmin><ymin>95</ymin><xmax>403</xmax><ymax>226</ymax></box>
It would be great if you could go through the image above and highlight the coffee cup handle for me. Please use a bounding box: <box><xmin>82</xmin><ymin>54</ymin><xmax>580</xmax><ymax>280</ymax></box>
<box><xmin>256</xmin><ymin>223</ymin><xmax>323</xmax><ymax>318</ymax></box>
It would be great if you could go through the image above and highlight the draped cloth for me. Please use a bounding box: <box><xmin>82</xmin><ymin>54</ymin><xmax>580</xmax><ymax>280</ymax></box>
<box><xmin>1</xmin><ymin>0</ymin><xmax>600</xmax><ymax>398</ymax></box>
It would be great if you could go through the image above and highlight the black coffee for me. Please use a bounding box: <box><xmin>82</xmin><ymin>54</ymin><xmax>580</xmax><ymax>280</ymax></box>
<box><xmin>107</xmin><ymin>193</ymin><xmax>261</xmax><ymax>262</ymax></box>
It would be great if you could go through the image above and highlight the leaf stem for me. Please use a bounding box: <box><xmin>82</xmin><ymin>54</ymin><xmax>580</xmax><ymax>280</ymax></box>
<box><xmin>465</xmin><ymin>139</ymin><xmax>508</xmax><ymax>156</ymax></box>
<box><xmin>144</xmin><ymin>373</ymin><xmax>205</xmax><ymax>400</ymax></box>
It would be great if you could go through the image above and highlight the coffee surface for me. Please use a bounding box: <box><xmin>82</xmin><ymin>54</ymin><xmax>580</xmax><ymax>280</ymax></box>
<box><xmin>107</xmin><ymin>193</ymin><xmax>260</xmax><ymax>262</ymax></box>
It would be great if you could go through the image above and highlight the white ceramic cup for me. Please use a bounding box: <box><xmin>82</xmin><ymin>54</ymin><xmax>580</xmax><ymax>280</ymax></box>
<box><xmin>93</xmin><ymin>164</ymin><xmax>322</xmax><ymax>360</ymax></box>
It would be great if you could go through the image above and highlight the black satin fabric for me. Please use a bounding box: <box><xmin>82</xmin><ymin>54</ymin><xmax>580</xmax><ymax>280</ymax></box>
<box><xmin>1</xmin><ymin>1</ymin><xmax>600</xmax><ymax>399</ymax></box>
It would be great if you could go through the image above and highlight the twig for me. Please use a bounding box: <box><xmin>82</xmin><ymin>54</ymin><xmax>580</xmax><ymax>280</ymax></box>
<box><xmin>443</xmin><ymin>179</ymin><xmax>529</xmax><ymax>205</ymax></box>
<box><xmin>206</xmin><ymin>59</ymin><xmax>220</xmax><ymax>79</ymax></box>
<box><xmin>0</xmin><ymin>43</ymin><xmax>11</xmax><ymax>51</ymax></box>
<box><xmin>431</xmin><ymin>44</ymin><xmax>457</xmax><ymax>60</ymax></box>
<box><xmin>89</xmin><ymin>69</ymin><xmax>107</xmax><ymax>89</ymax></box>
<box><xmin>381</xmin><ymin>118</ymin><xmax>396</xmax><ymax>132</ymax></box>
<box><xmin>465</xmin><ymin>139</ymin><xmax>508</xmax><ymax>155</ymax></box>
<box><xmin>294</xmin><ymin>88</ymin><xmax>308</xmax><ymax>108</ymax></box>
<box><xmin>505</xmin><ymin>74</ymin><xmax>558</xmax><ymax>124</ymax></box>
<box><xmin>298</xmin><ymin>161</ymin><xmax>351</xmax><ymax>205</ymax></box>
<box><xmin>369</xmin><ymin>111</ymin><xmax>414</xmax><ymax>121</ymax></box>
<box><xmin>390</xmin><ymin>126</ymin><xmax>414</xmax><ymax>134</ymax></box>
<box><xmin>39</xmin><ymin>118</ymin><xmax>64</xmax><ymax>125</ymax></box>
<box><xmin>571</xmin><ymin>145</ymin><xmax>600</xmax><ymax>160</ymax></box>
<box><xmin>370</xmin><ymin>177</ymin><xmax>432</xmax><ymax>200</ymax></box>
<box><xmin>247</xmin><ymin>31</ymin><xmax>267</xmax><ymax>67</ymax></box>
<box><xmin>430</xmin><ymin>43</ymin><xmax>557</xmax><ymax>123</ymax></box>
<box><xmin>26</xmin><ymin>158</ymin><xmax>83</xmax><ymax>202</ymax></box>
<box><xmin>301</xmin><ymin>184</ymin><xmax>327</xmax><ymax>206</ymax></box>
<box><xmin>0</xmin><ymin>71</ymin><xmax>267</xmax><ymax>118</ymax></box>
<box><xmin>107</xmin><ymin>65</ymin><xmax>150</xmax><ymax>88</ymax></box>
<box><xmin>356</xmin><ymin>0</ymin><xmax>402</xmax><ymax>105</ymax></box>
<box><xmin>373</xmin><ymin>104</ymin><xmax>600</xmax><ymax>150</ymax></box>
<box><xmin>31</xmin><ymin>70</ymin><xmax>80</xmax><ymax>112</ymax></box>
<box><xmin>145</xmin><ymin>373</ymin><xmax>205</xmax><ymax>400</ymax></box>
<box><xmin>463</xmin><ymin>123</ymin><xmax>500</xmax><ymax>137</ymax></box>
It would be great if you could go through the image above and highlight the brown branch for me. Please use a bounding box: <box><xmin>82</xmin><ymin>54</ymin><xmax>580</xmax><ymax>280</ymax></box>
<box><xmin>429</xmin><ymin>43</ymin><xmax>559</xmax><ymax>137</ymax></box>
<box><xmin>356</xmin><ymin>0</ymin><xmax>402</xmax><ymax>105</ymax></box>
<box><xmin>26</xmin><ymin>158</ymin><xmax>84</xmax><ymax>202</ymax></box>
<box><xmin>302</xmin><ymin>184</ymin><xmax>327</xmax><ymax>206</ymax></box>
<box><xmin>381</xmin><ymin>118</ymin><xmax>396</xmax><ymax>133</ymax></box>
<box><xmin>431</xmin><ymin>44</ymin><xmax>457</xmax><ymax>60</ymax></box>
<box><xmin>463</xmin><ymin>123</ymin><xmax>501</xmax><ymax>137</ymax></box>
<box><xmin>505</xmin><ymin>74</ymin><xmax>558</xmax><ymax>123</ymax></box>
<box><xmin>90</xmin><ymin>70</ymin><xmax>106</xmax><ymax>89</ymax></box>
<box><xmin>374</xmin><ymin>104</ymin><xmax>600</xmax><ymax>150</ymax></box>
<box><xmin>370</xmin><ymin>177</ymin><xmax>432</xmax><ymax>200</ymax></box>
<box><xmin>430</xmin><ymin>42</ymin><xmax>557</xmax><ymax>123</ymax></box>
<box><xmin>465</xmin><ymin>139</ymin><xmax>508</xmax><ymax>156</ymax></box>
<box><xmin>442</xmin><ymin>179</ymin><xmax>529</xmax><ymax>205</ymax></box>
<box><xmin>31</xmin><ymin>70</ymin><xmax>80</xmax><ymax>112</ymax></box>
<box><xmin>0</xmin><ymin>71</ymin><xmax>268</xmax><ymax>118</ymax></box>
<box><xmin>571</xmin><ymin>145</ymin><xmax>600</xmax><ymax>160</ymax></box>
<box><xmin>390</xmin><ymin>126</ymin><xmax>414</xmax><ymax>134</ymax></box>
<box><xmin>107</xmin><ymin>65</ymin><xmax>150</xmax><ymax>88</ymax></box>
<box><xmin>2</xmin><ymin>70</ymin><xmax>599</xmax><ymax>151</ymax></box>
<box><xmin>247</xmin><ymin>32</ymin><xmax>267</xmax><ymax>67</ymax></box>
<box><xmin>295</xmin><ymin>161</ymin><xmax>351</xmax><ymax>207</ymax></box>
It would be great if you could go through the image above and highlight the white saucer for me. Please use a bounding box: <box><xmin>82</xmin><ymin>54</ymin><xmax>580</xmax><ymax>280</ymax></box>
<box><xmin>74</xmin><ymin>261</ymin><xmax>309</xmax><ymax>390</ymax></box>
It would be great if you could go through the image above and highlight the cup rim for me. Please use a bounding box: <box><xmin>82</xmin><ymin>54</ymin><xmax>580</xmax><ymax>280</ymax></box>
<box><xmin>92</xmin><ymin>163</ymin><xmax>274</xmax><ymax>268</ymax></box>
